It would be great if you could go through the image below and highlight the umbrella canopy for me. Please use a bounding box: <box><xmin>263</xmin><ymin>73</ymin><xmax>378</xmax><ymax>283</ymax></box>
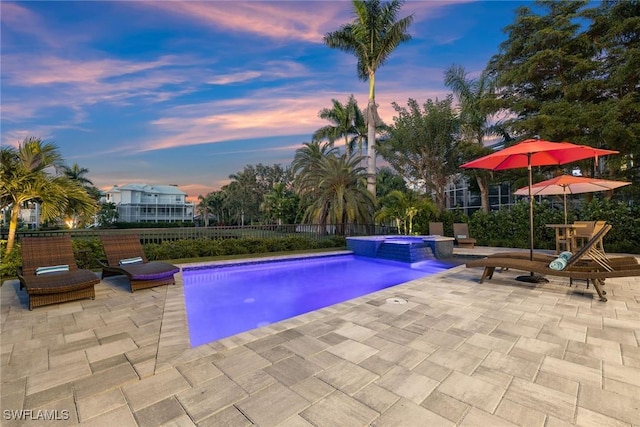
<box><xmin>461</xmin><ymin>139</ymin><xmax>618</xmax><ymax>170</ymax></box>
<box><xmin>514</xmin><ymin>174</ymin><xmax>631</xmax><ymax>223</ymax></box>
<box><xmin>461</xmin><ymin>138</ymin><xmax>618</xmax><ymax>281</ymax></box>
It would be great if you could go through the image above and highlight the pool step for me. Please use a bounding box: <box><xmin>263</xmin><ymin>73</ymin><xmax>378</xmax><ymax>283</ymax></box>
<box><xmin>376</xmin><ymin>242</ymin><xmax>436</xmax><ymax>263</ymax></box>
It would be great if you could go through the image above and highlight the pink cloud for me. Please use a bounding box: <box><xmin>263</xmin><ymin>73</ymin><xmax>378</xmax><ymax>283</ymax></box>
<box><xmin>126</xmin><ymin>81</ymin><xmax>450</xmax><ymax>154</ymax></box>
<box><xmin>1</xmin><ymin>2</ymin><xmax>95</xmax><ymax>49</ymax></box>
<box><xmin>140</xmin><ymin>1</ymin><xmax>471</xmax><ymax>44</ymax></box>
<box><xmin>140</xmin><ymin>1</ymin><xmax>347</xmax><ymax>43</ymax></box>
<box><xmin>3</xmin><ymin>55</ymin><xmax>177</xmax><ymax>86</ymax></box>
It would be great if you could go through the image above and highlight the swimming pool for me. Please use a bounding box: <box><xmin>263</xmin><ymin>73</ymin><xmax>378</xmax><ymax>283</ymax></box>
<box><xmin>182</xmin><ymin>254</ymin><xmax>454</xmax><ymax>346</ymax></box>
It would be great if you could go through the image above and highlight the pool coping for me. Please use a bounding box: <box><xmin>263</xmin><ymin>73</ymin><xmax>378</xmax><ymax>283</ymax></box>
<box><xmin>181</xmin><ymin>250</ymin><xmax>353</xmax><ymax>271</ymax></box>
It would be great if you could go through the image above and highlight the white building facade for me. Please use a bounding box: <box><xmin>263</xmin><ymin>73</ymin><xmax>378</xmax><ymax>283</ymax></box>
<box><xmin>105</xmin><ymin>184</ymin><xmax>194</xmax><ymax>223</ymax></box>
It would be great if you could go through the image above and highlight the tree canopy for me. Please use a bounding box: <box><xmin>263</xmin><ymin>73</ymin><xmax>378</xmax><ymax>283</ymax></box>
<box><xmin>378</xmin><ymin>97</ymin><xmax>461</xmax><ymax>210</ymax></box>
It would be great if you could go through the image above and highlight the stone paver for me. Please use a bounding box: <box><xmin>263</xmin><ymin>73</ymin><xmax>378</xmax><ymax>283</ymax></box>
<box><xmin>438</xmin><ymin>370</ymin><xmax>506</xmax><ymax>413</ymax></box>
<box><xmin>1</xmin><ymin>248</ymin><xmax>639</xmax><ymax>426</ymax></box>
<box><xmin>376</xmin><ymin>398</ymin><xmax>454</xmax><ymax>426</ymax></box>
<box><xmin>299</xmin><ymin>390</ymin><xmax>378</xmax><ymax>427</ymax></box>
<box><xmin>235</xmin><ymin>382</ymin><xmax>309</xmax><ymax>426</ymax></box>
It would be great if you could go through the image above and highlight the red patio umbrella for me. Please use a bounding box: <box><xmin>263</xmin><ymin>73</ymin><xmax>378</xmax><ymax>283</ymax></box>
<box><xmin>514</xmin><ymin>175</ymin><xmax>631</xmax><ymax>224</ymax></box>
<box><xmin>461</xmin><ymin>138</ymin><xmax>618</xmax><ymax>282</ymax></box>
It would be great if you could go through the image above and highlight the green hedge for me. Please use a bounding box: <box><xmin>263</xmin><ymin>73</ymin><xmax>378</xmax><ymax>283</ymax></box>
<box><xmin>1</xmin><ymin>235</ymin><xmax>347</xmax><ymax>280</ymax></box>
<box><xmin>467</xmin><ymin>199</ymin><xmax>640</xmax><ymax>254</ymax></box>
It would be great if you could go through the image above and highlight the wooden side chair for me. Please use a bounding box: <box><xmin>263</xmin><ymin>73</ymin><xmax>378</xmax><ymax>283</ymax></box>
<box><xmin>429</xmin><ymin>222</ymin><xmax>444</xmax><ymax>236</ymax></box>
<box><xmin>453</xmin><ymin>223</ymin><xmax>477</xmax><ymax>248</ymax></box>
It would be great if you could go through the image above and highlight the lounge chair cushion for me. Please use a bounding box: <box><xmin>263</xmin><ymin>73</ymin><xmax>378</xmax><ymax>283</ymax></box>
<box><xmin>26</xmin><ymin>270</ymin><xmax>99</xmax><ymax>294</ymax></box>
<box><xmin>118</xmin><ymin>262</ymin><xmax>180</xmax><ymax>281</ymax></box>
<box><xmin>35</xmin><ymin>264</ymin><xmax>70</xmax><ymax>275</ymax></box>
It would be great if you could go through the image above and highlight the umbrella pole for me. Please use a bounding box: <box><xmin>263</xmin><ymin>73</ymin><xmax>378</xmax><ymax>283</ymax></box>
<box><xmin>563</xmin><ymin>191</ymin><xmax>568</xmax><ymax>225</ymax></box>
<box><xmin>528</xmin><ymin>160</ymin><xmax>534</xmax><ymax>261</ymax></box>
<box><xmin>517</xmin><ymin>154</ymin><xmax>548</xmax><ymax>283</ymax></box>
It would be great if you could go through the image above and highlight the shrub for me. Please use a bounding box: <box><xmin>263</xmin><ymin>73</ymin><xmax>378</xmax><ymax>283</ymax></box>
<box><xmin>0</xmin><ymin>240</ymin><xmax>21</xmax><ymax>279</ymax></box>
<box><xmin>72</xmin><ymin>237</ymin><xmax>105</xmax><ymax>270</ymax></box>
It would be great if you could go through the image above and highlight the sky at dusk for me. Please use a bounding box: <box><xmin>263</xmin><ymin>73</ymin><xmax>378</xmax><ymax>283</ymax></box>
<box><xmin>1</xmin><ymin>0</ymin><xmax>533</xmax><ymax>201</ymax></box>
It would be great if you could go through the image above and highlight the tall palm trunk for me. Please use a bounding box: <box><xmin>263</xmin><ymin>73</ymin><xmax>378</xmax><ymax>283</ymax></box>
<box><xmin>365</xmin><ymin>75</ymin><xmax>379</xmax><ymax>197</ymax></box>
<box><xmin>367</xmin><ymin>109</ymin><xmax>376</xmax><ymax>196</ymax></box>
<box><xmin>477</xmin><ymin>176</ymin><xmax>490</xmax><ymax>213</ymax></box>
<box><xmin>7</xmin><ymin>206</ymin><xmax>20</xmax><ymax>253</ymax></box>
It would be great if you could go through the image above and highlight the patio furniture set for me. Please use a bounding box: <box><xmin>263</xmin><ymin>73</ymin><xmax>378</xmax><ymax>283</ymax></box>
<box><xmin>465</xmin><ymin>223</ymin><xmax>640</xmax><ymax>302</ymax></box>
<box><xmin>17</xmin><ymin>234</ymin><xmax>179</xmax><ymax>310</ymax></box>
<box><xmin>14</xmin><ymin>223</ymin><xmax>640</xmax><ymax>310</ymax></box>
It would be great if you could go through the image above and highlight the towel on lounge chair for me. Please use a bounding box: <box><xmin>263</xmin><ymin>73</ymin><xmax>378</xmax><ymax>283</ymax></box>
<box><xmin>549</xmin><ymin>257</ymin><xmax>567</xmax><ymax>270</ymax></box>
<box><xmin>119</xmin><ymin>257</ymin><xmax>143</xmax><ymax>266</ymax></box>
<box><xmin>35</xmin><ymin>264</ymin><xmax>70</xmax><ymax>275</ymax></box>
<box><xmin>559</xmin><ymin>251</ymin><xmax>572</xmax><ymax>261</ymax></box>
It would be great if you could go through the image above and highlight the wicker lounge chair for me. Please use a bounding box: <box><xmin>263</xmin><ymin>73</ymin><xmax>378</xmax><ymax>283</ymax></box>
<box><xmin>465</xmin><ymin>224</ymin><xmax>640</xmax><ymax>302</ymax></box>
<box><xmin>453</xmin><ymin>223</ymin><xmax>476</xmax><ymax>248</ymax></box>
<box><xmin>429</xmin><ymin>222</ymin><xmax>444</xmax><ymax>236</ymax></box>
<box><xmin>99</xmin><ymin>234</ymin><xmax>180</xmax><ymax>292</ymax></box>
<box><xmin>17</xmin><ymin>235</ymin><xmax>99</xmax><ymax>310</ymax></box>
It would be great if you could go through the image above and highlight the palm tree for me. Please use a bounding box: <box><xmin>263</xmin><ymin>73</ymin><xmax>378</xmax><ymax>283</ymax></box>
<box><xmin>324</xmin><ymin>0</ymin><xmax>413</xmax><ymax>197</ymax></box>
<box><xmin>207</xmin><ymin>191</ymin><xmax>227</xmax><ymax>225</ymax></box>
<box><xmin>61</xmin><ymin>162</ymin><xmax>99</xmax><ymax>228</ymax></box>
<box><xmin>293</xmin><ymin>143</ymin><xmax>375</xmax><ymax>235</ymax></box>
<box><xmin>0</xmin><ymin>137</ymin><xmax>97</xmax><ymax>253</ymax></box>
<box><xmin>292</xmin><ymin>141</ymin><xmax>339</xmax><ymax>189</ymax></box>
<box><xmin>260</xmin><ymin>182</ymin><xmax>296</xmax><ymax>225</ymax></box>
<box><xmin>196</xmin><ymin>194</ymin><xmax>211</xmax><ymax>226</ymax></box>
<box><xmin>313</xmin><ymin>95</ymin><xmax>361</xmax><ymax>157</ymax></box>
<box><xmin>349</xmin><ymin>105</ymin><xmax>368</xmax><ymax>158</ymax></box>
<box><xmin>62</xmin><ymin>163</ymin><xmax>94</xmax><ymax>187</ymax></box>
<box><xmin>376</xmin><ymin>190</ymin><xmax>436</xmax><ymax>235</ymax></box>
<box><xmin>444</xmin><ymin>64</ymin><xmax>498</xmax><ymax>213</ymax></box>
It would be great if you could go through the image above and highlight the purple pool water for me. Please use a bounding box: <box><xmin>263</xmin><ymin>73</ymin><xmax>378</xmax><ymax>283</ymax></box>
<box><xmin>182</xmin><ymin>255</ymin><xmax>454</xmax><ymax>347</ymax></box>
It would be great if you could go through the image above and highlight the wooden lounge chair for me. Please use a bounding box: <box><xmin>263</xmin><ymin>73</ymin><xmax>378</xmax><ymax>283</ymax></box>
<box><xmin>453</xmin><ymin>223</ymin><xmax>477</xmax><ymax>248</ymax></box>
<box><xmin>465</xmin><ymin>225</ymin><xmax>640</xmax><ymax>302</ymax></box>
<box><xmin>429</xmin><ymin>222</ymin><xmax>444</xmax><ymax>236</ymax></box>
<box><xmin>99</xmin><ymin>234</ymin><xmax>180</xmax><ymax>292</ymax></box>
<box><xmin>481</xmin><ymin>223</ymin><xmax>636</xmax><ymax>288</ymax></box>
<box><xmin>17</xmin><ymin>235</ymin><xmax>99</xmax><ymax>310</ymax></box>
<box><xmin>484</xmin><ymin>222</ymin><xmax>629</xmax><ymax>266</ymax></box>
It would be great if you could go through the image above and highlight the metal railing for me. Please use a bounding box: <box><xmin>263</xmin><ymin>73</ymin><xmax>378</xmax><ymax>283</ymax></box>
<box><xmin>7</xmin><ymin>224</ymin><xmax>396</xmax><ymax>245</ymax></box>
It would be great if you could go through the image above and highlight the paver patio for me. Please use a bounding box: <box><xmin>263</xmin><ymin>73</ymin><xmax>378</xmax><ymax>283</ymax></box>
<box><xmin>1</xmin><ymin>248</ymin><xmax>639</xmax><ymax>426</ymax></box>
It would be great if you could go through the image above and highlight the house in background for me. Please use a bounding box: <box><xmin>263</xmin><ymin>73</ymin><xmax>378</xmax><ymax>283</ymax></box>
<box><xmin>105</xmin><ymin>184</ymin><xmax>194</xmax><ymax>223</ymax></box>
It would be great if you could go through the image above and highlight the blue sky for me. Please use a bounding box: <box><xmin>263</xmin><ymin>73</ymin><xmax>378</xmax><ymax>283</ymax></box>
<box><xmin>1</xmin><ymin>1</ymin><xmax>531</xmax><ymax>201</ymax></box>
